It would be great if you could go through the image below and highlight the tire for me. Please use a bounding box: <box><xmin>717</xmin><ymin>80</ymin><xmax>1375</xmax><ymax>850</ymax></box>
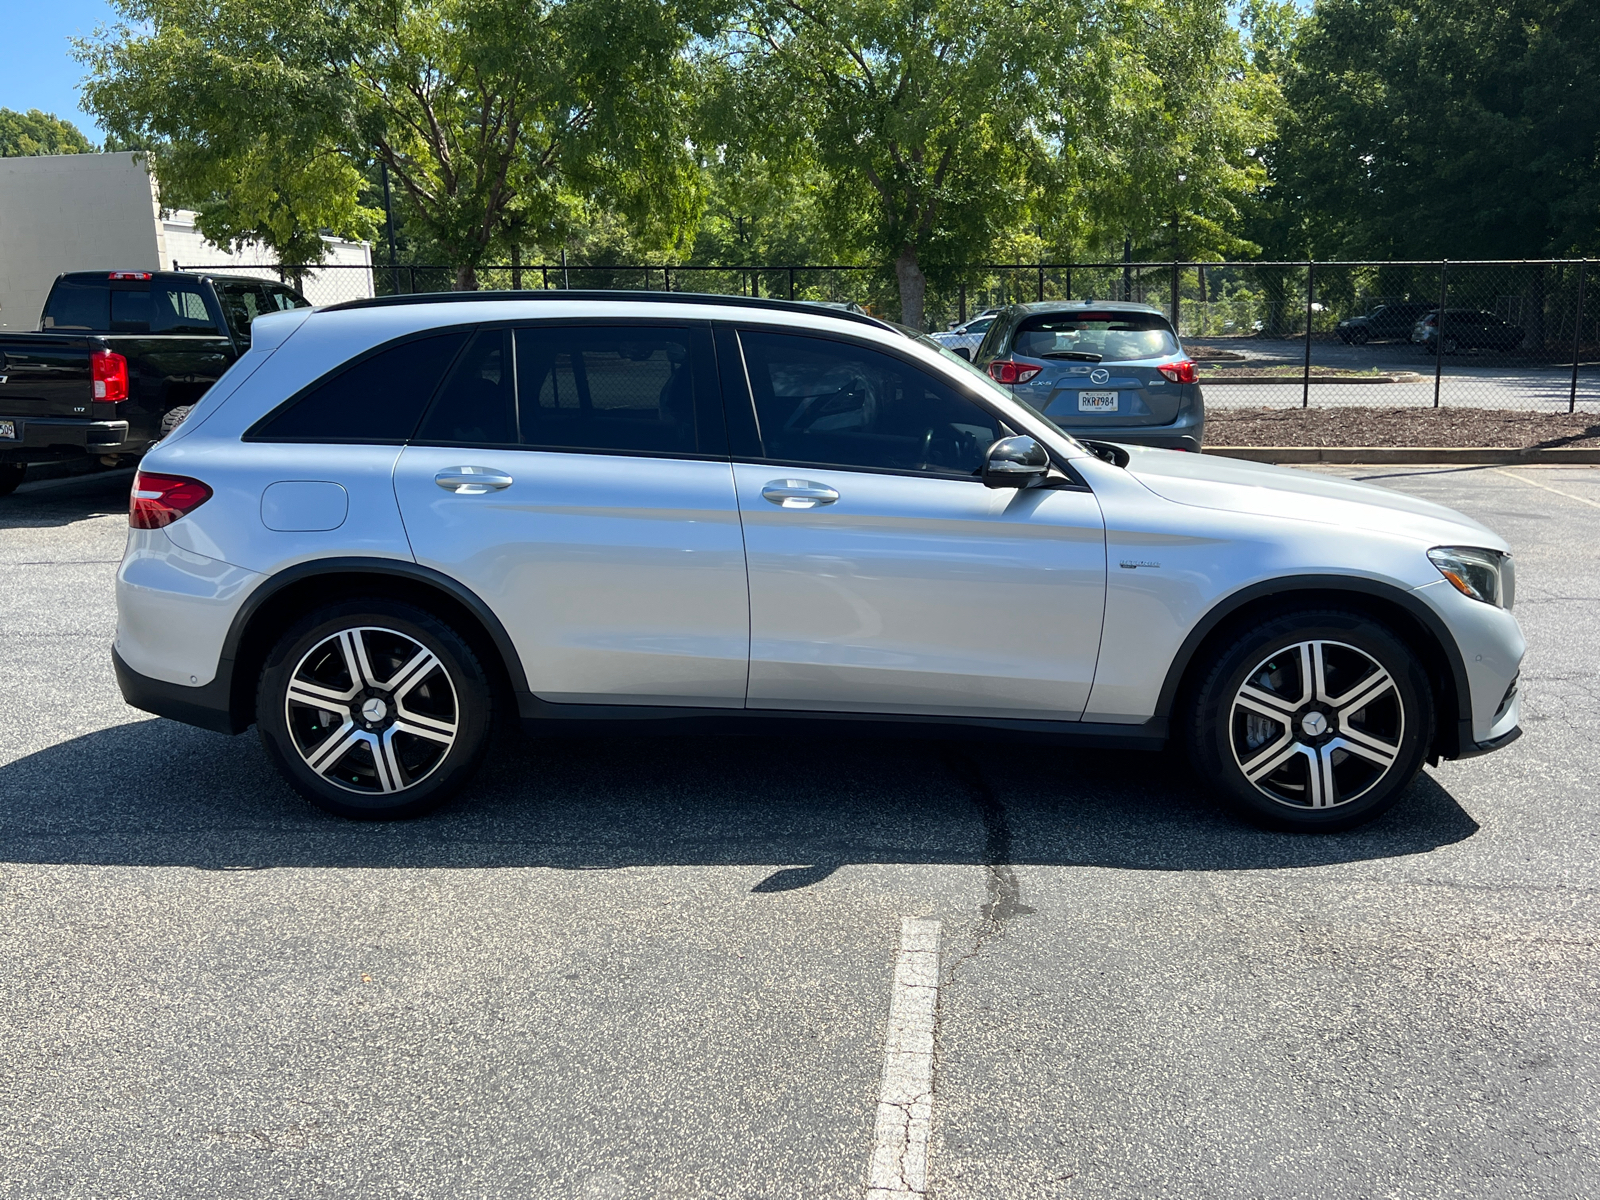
<box><xmin>1442</xmin><ymin>335</ymin><xmax>1459</xmax><ymax>355</ymax></box>
<box><xmin>159</xmin><ymin>405</ymin><xmax>195</xmax><ymax>440</ymax></box>
<box><xmin>0</xmin><ymin>463</ymin><xmax>25</xmax><ymax>498</ymax></box>
<box><xmin>1349</xmin><ymin>328</ymin><xmax>1370</xmax><ymax>345</ymax></box>
<box><xmin>1187</xmin><ymin>609</ymin><xmax>1434</xmax><ymax>832</ymax></box>
<box><xmin>256</xmin><ymin>599</ymin><xmax>494</xmax><ymax>819</ymax></box>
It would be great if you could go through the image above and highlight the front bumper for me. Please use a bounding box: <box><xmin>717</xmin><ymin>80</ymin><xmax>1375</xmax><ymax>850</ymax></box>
<box><xmin>0</xmin><ymin>416</ymin><xmax>136</xmax><ymax>462</ymax></box>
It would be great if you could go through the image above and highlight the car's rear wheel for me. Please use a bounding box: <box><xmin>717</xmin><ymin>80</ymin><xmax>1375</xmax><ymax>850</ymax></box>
<box><xmin>1349</xmin><ymin>327</ymin><xmax>1370</xmax><ymax>345</ymax></box>
<box><xmin>1188</xmin><ymin>610</ymin><xmax>1433</xmax><ymax>831</ymax></box>
<box><xmin>256</xmin><ymin>600</ymin><xmax>493</xmax><ymax>819</ymax></box>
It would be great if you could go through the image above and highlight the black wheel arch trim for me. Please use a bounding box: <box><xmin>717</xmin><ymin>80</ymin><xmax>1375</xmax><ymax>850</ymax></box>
<box><xmin>1152</xmin><ymin>573</ymin><xmax>1475</xmax><ymax>759</ymax></box>
<box><xmin>145</xmin><ymin>556</ymin><xmax>531</xmax><ymax>734</ymax></box>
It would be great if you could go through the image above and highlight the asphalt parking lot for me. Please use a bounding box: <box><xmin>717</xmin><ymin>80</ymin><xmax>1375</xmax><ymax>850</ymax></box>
<box><xmin>1</xmin><ymin>464</ymin><xmax>1596</xmax><ymax>1199</ymax></box>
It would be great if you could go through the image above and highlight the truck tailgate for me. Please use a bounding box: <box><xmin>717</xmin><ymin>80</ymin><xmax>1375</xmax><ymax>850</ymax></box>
<box><xmin>0</xmin><ymin>335</ymin><xmax>94</xmax><ymax>416</ymax></box>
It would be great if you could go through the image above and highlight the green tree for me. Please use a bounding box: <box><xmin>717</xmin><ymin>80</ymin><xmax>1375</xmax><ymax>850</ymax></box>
<box><xmin>0</xmin><ymin>108</ymin><xmax>95</xmax><ymax>157</ymax></box>
<box><xmin>81</xmin><ymin>0</ymin><xmax>708</xmax><ymax>279</ymax></box>
<box><xmin>1253</xmin><ymin>0</ymin><xmax>1600</xmax><ymax>258</ymax></box>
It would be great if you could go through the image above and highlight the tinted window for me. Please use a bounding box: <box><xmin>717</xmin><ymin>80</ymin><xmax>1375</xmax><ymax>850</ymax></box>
<box><xmin>151</xmin><ymin>286</ymin><xmax>219</xmax><ymax>334</ymax></box>
<box><xmin>975</xmin><ymin>314</ymin><xmax>1009</xmax><ymax>363</ymax></box>
<box><xmin>415</xmin><ymin>329</ymin><xmax>517</xmax><ymax>445</ymax></box>
<box><xmin>1011</xmin><ymin>312</ymin><xmax>1178</xmax><ymax>362</ymax></box>
<box><xmin>739</xmin><ymin>330</ymin><xmax>1003</xmax><ymax>476</ymax></box>
<box><xmin>512</xmin><ymin>326</ymin><xmax>702</xmax><ymax>454</ymax></box>
<box><xmin>110</xmin><ymin>290</ymin><xmax>151</xmax><ymax>332</ymax></box>
<box><xmin>250</xmin><ymin>332</ymin><xmax>469</xmax><ymax>443</ymax></box>
<box><xmin>214</xmin><ymin>281</ymin><xmax>309</xmax><ymax>342</ymax></box>
<box><xmin>43</xmin><ymin>280</ymin><xmax>109</xmax><ymax>331</ymax></box>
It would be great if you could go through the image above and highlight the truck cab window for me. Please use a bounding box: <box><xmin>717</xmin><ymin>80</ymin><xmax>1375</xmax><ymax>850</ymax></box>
<box><xmin>42</xmin><ymin>280</ymin><xmax>109</xmax><ymax>330</ymax></box>
<box><xmin>152</xmin><ymin>288</ymin><xmax>218</xmax><ymax>335</ymax></box>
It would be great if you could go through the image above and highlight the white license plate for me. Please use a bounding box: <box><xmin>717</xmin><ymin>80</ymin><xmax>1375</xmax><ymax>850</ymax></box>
<box><xmin>0</xmin><ymin>420</ymin><xmax>15</xmax><ymax>440</ymax></box>
<box><xmin>1078</xmin><ymin>390</ymin><xmax>1118</xmax><ymax>412</ymax></box>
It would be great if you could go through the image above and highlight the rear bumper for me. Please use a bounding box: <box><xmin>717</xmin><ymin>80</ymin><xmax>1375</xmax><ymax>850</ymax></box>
<box><xmin>0</xmin><ymin>416</ymin><xmax>140</xmax><ymax>462</ymax></box>
<box><xmin>112</xmin><ymin>646</ymin><xmax>242</xmax><ymax>735</ymax></box>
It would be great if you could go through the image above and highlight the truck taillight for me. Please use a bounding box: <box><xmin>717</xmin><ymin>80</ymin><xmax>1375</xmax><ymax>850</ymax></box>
<box><xmin>1158</xmin><ymin>360</ymin><xmax>1198</xmax><ymax>384</ymax></box>
<box><xmin>987</xmin><ymin>359</ymin><xmax>1043</xmax><ymax>385</ymax></box>
<box><xmin>130</xmin><ymin>472</ymin><xmax>212</xmax><ymax>529</ymax></box>
<box><xmin>91</xmin><ymin>350</ymin><xmax>129</xmax><ymax>402</ymax></box>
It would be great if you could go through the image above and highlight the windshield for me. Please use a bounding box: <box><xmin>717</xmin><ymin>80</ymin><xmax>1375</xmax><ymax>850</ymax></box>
<box><xmin>1012</xmin><ymin>312</ymin><xmax>1178</xmax><ymax>362</ymax></box>
<box><xmin>213</xmin><ymin>280</ymin><xmax>310</xmax><ymax>342</ymax></box>
<box><xmin>902</xmin><ymin>328</ymin><xmax>1087</xmax><ymax>452</ymax></box>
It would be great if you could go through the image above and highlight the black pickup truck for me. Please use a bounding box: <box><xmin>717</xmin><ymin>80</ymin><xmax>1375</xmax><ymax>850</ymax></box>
<box><xmin>0</xmin><ymin>271</ymin><xmax>309</xmax><ymax>495</ymax></box>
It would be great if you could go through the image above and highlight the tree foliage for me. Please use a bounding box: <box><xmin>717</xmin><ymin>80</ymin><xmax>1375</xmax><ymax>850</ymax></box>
<box><xmin>0</xmin><ymin>109</ymin><xmax>96</xmax><ymax>157</ymax></box>
<box><xmin>1248</xmin><ymin>0</ymin><xmax>1600</xmax><ymax>258</ymax></box>
<box><xmin>81</xmin><ymin>0</ymin><xmax>708</xmax><ymax>275</ymax></box>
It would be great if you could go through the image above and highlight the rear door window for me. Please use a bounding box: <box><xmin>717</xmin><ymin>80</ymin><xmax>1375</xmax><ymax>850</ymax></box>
<box><xmin>411</xmin><ymin>323</ymin><xmax>719</xmax><ymax>456</ymax></box>
<box><xmin>248</xmin><ymin>331</ymin><xmax>469</xmax><ymax>443</ymax></box>
<box><xmin>1011</xmin><ymin>312</ymin><xmax>1178</xmax><ymax>362</ymax></box>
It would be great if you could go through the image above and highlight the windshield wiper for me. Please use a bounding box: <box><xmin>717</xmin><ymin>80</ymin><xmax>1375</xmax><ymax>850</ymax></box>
<box><xmin>1039</xmin><ymin>351</ymin><xmax>1103</xmax><ymax>361</ymax></box>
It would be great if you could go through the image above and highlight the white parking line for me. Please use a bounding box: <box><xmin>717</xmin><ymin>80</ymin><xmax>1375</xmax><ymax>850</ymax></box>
<box><xmin>1493</xmin><ymin>467</ymin><xmax>1600</xmax><ymax>509</ymax></box>
<box><xmin>866</xmin><ymin>917</ymin><xmax>942</xmax><ymax>1200</ymax></box>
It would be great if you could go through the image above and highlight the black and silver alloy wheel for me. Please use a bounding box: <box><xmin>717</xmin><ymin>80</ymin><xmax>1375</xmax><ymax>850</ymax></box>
<box><xmin>1230</xmin><ymin>639</ymin><xmax>1403</xmax><ymax>810</ymax></box>
<box><xmin>258</xmin><ymin>600</ymin><xmax>492</xmax><ymax>819</ymax></box>
<box><xmin>284</xmin><ymin>626</ymin><xmax>459</xmax><ymax>795</ymax></box>
<box><xmin>1190</xmin><ymin>610</ymin><xmax>1433</xmax><ymax>831</ymax></box>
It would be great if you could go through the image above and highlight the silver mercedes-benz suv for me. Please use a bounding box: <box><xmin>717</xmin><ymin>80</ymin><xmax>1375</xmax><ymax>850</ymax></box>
<box><xmin>113</xmin><ymin>291</ymin><xmax>1523</xmax><ymax>830</ymax></box>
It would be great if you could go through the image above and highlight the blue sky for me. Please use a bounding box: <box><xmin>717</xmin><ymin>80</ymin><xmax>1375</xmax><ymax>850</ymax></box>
<box><xmin>4</xmin><ymin>2</ymin><xmax>120</xmax><ymax>140</ymax></box>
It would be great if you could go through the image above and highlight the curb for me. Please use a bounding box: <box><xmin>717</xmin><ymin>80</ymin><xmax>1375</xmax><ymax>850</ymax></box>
<box><xmin>1207</xmin><ymin>446</ymin><xmax>1600</xmax><ymax>465</ymax></box>
<box><xmin>1200</xmin><ymin>373</ymin><xmax>1423</xmax><ymax>385</ymax></box>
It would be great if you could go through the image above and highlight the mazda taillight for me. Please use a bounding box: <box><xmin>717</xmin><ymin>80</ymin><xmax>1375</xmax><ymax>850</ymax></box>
<box><xmin>130</xmin><ymin>472</ymin><xmax>212</xmax><ymax>529</ymax></box>
<box><xmin>91</xmin><ymin>349</ymin><xmax>129</xmax><ymax>402</ymax></box>
<box><xmin>987</xmin><ymin>359</ymin><xmax>1043</xmax><ymax>385</ymax></box>
<box><xmin>1158</xmin><ymin>359</ymin><xmax>1198</xmax><ymax>384</ymax></box>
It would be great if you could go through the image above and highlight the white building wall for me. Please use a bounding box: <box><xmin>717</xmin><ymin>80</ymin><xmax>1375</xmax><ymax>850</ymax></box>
<box><xmin>0</xmin><ymin>152</ymin><xmax>375</xmax><ymax>329</ymax></box>
<box><xmin>0</xmin><ymin>152</ymin><xmax>165</xmax><ymax>330</ymax></box>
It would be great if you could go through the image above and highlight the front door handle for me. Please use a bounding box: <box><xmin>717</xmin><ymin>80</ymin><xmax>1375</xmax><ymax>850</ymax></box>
<box><xmin>435</xmin><ymin>467</ymin><xmax>513</xmax><ymax>495</ymax></box>
<box><xmin>761</xmin><ymin>479</ymin><xmax>840</xmax><ymax>509</ymax></box>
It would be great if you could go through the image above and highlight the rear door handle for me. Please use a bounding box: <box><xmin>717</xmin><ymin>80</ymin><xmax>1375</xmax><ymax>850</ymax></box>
<box><xmin>435</xmin><ymin>467</ymin><xmax>513</xmax><ymax>494</ymax></box>
<box><xmin>761</xmin><ymin>479</ymin><xmax>839</xmax><ymax>509</ymax></box>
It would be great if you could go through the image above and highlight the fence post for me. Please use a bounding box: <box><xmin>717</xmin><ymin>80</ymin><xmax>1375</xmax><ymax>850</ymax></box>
<box><xmin>408</xmin><ymin>266</ymin><xmax>416</xmax><ymax>294</ymax></box>
<box><xmin>1037</xmin><ymin>265</ymin><xmax>1045</xmax><ymax>302</ymax></box>
<box><xmin>1572</xmin><ymin>259</ymin><xmax>1588</xmax><ymax>414</ymax></box>
<box><xmin>1434</xmin><ymin>260</ymin><xmax>1448</xmax><ymax>408</ymax></box>
<box><xmin>958</xmin><ymin>281</ymin><xmax>967</xmax><ymax>324</ymax></box>
<box><xmin>541</xmin><ymin>265</ymin><xmax>549</xmax><ymax>290</ymax></box>
<box><xmin>561</xmin><ymin>248</ymin><xmax>570</xmax><ymax>290</ymax></box>
<box><xmin>1302</xmin><ymin>261</ymin><xmax>1314</xmax><ymax>408</ymax></box>
<box><xmin>511</xmin><ymin>246</ymin><xmax>521</xmax><ymax>290</ymax></box>
<box><xmin>1171</xmin><ymin>261</ymin><xmax>1180</xmax><ymax>333</ymax></box>
<box><xmin>789</xmin><ymin>267</ymin><xmax>796</xmax><ymax>301</ymax></box>
<box><xmin>664</xmin><ymin>266</ymin><xmax>672</xmax><ymax>293</ymax></box>
<box><xmin>1065</xmin><ymin>267</ymin><xmax>1071</xmax><ymax>301</ymax></box>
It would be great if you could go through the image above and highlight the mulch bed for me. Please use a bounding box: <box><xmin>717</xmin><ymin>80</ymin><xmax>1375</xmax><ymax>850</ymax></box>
<box><xmin>1202</xmin><ymin>365</ymin><xmax>1413</xmax><ymax>379</ymax></box>
<box><xmin>1208</xmin><ymin>406</ymin><xmax>1600</xmax><ymax>448</ymax></box>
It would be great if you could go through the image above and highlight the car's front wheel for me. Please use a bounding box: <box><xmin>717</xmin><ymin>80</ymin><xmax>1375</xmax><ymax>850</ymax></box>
<box><xmin>1188</xmin><ymin>610</ymin><xmax>1434</xmax><ymax>831</ymax></box>
<box><xmin>256</xmin><ymin>600</ymin><xmax>493</xmax><ymax>819</ymax></box>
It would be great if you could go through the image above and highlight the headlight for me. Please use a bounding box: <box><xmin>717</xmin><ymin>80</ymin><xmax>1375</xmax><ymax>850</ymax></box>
<box><xmin>1428</xmin><ymin>546</ymin><xmax>1509</xmax><ymax>607</ymax></box>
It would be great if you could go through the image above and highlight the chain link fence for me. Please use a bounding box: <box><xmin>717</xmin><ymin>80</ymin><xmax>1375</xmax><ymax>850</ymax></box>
<box><xmin>182</xmin><ymin>258</ymin><xmax>1599</xmax><ymax>418</ymax></box>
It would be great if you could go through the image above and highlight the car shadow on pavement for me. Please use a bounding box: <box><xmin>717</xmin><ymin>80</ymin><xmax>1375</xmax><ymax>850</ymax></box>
<box><xmin>0</xmin><ymin>718</ymin><xmax>1479</xmax><ymax>878</ymax></box>
<box><xmin>1</xmin><ymin>469</ymin><xmax>136</xmax><ymax>530</ymax></box>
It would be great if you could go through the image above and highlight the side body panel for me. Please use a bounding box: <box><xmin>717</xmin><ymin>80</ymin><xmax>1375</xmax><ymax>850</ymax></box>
<box><xmin>734</xmin><ymin>465</ymin><xmax>1108</xmax><ymax>718</ymax></box>
<box><xmin>395</xmin><ymin>447</ymin><xmax>751</xmax><ymax>706</ymax></box>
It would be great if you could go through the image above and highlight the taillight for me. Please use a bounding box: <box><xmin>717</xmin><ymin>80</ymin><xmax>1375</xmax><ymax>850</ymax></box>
<box><xmin>1158</xmin><ymin>359</ymin><xmax>1198</xmax><ymax>384</ymax></box>
<box><xmin>91</xmin><ymin>349</ymin><xmax>129</xmax><ymax>402</ymax></box>
<box><xmin>130</xmin><ymin>472</ymin><xmax>212</xmax><ymax>529</ymax></box>
<box><xmin>987</xmin><ymin>359</ymin><xmax>1043</xmax><ymax>385</ymax></box>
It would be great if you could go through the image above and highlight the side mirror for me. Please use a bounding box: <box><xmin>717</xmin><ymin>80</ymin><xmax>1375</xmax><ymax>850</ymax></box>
<box><xmin>954</xmin><ymin>346</ymin><xmax>972</xmax><ymax>361</ymax></box>
<box><xmin>982</xmin><ymin>435</ymin><xmax>1050</xmax><ymax>489</ymax></box>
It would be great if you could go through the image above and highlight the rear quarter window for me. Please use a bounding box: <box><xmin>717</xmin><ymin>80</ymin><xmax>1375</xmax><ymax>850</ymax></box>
<box><xmin>247</xmin><ymin>331</ymin><xmax>469</xmax><ymax>443</ymax></box>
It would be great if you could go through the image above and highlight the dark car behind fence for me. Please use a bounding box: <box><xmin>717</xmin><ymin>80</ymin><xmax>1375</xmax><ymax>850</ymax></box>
<box><xmin>181</xmin><ymin>258</ymin><xmax>1598</xmax><ymax>415</ymax></box>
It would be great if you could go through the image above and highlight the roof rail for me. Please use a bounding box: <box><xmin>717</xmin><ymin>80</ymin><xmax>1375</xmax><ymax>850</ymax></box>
<box><xmin>321</xmin><ymin>288</ymin><xmax>890</xmax><ymax>329</ymax></box>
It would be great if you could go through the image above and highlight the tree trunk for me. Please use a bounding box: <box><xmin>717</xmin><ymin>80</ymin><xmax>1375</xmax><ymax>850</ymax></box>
<box><xmin>895</xmin><ymin>245</ymin><xmax>927</xmax><ymax>330</ymax></box>
<box><xmin>455</xmin><ymin>264</ymin><xmax>479</xmax><ymax>291</ymax></box>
